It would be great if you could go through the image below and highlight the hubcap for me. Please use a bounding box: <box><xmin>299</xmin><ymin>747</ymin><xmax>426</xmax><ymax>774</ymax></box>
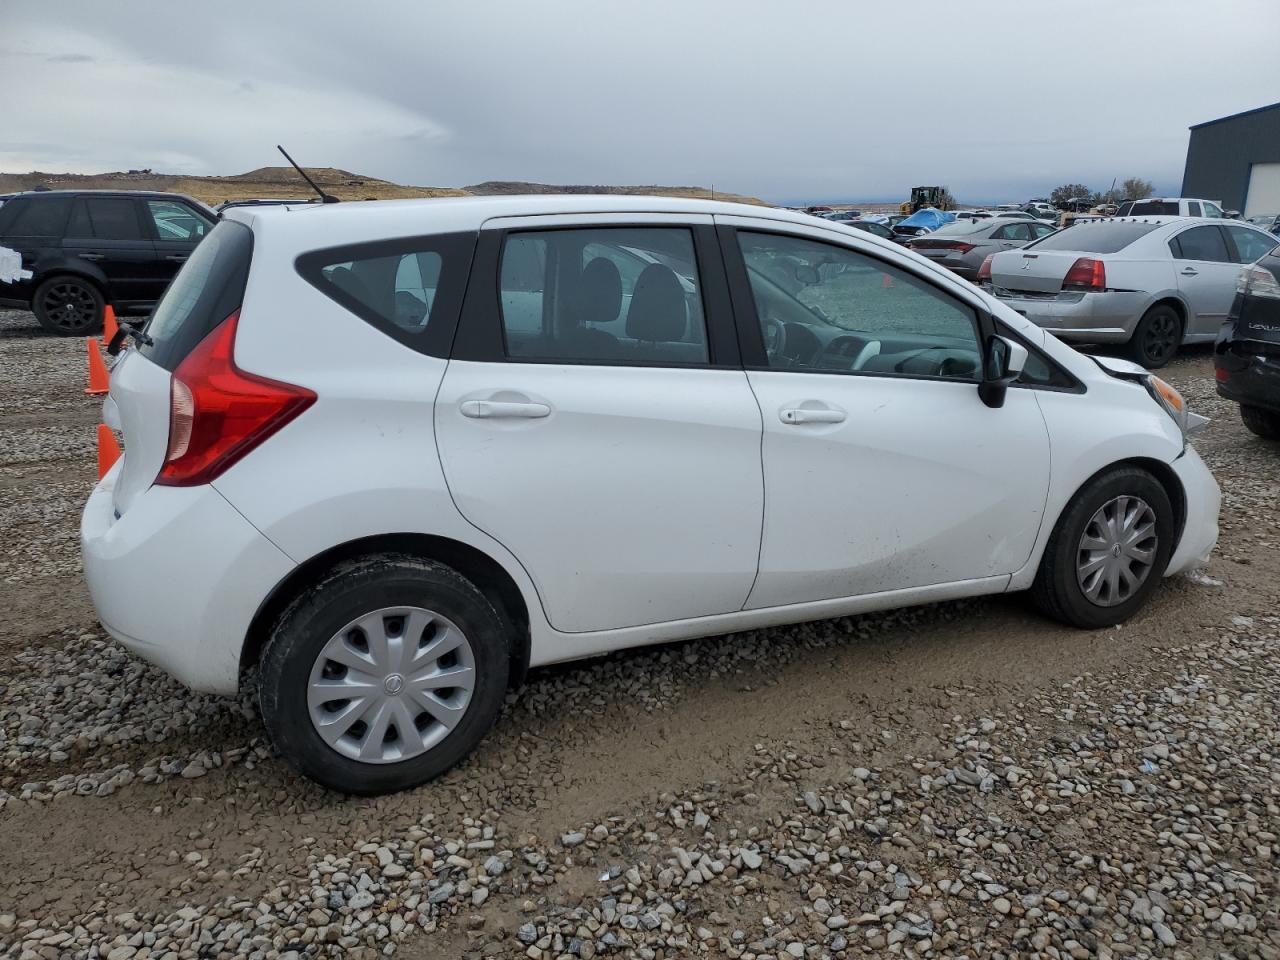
<box><xmin>307</xmin><ymin>606</ymin><xmax>476</xmax><ymax>764</ymax></box>
<box><xmin>1076</xmin><ymin>495</ymin><xmax>1158</xmax><ymax>607</ymax></box>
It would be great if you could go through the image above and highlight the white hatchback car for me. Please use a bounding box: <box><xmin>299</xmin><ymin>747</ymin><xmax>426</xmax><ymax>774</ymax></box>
<box><xmin>83</xmin><ymin>196</ymin><xmax>1220</xmax><ymax>794</ymax></box>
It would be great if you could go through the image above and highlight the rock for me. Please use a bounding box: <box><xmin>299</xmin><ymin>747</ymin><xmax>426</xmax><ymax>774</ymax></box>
<box><xmin>561</xmin><ymin>832</ymin><xmax>586</xmax><ymax>848</ymax></box>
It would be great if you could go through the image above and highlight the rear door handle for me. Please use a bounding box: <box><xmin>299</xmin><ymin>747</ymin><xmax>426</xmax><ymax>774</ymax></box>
<box><xmin>460</xmin><ymin>399</ymin><xmax>551</xmax><ymax>419</ymax></box>
<box><xmin>1181</xmin><ymin>267</ymin><xmax>1198</xmax><ymax>276</ymax></box>
<box><xmin>780</xmin><ymin>406</ymin><xmax>846</xmax><ymax>425</ymax></box>
<box><xmin>164</xmin><ymin>255</ymin><xmax>189</xmax><ymax>262</ymax></box>
<box><xmin>80</xmin><ymin>253</ymin><xmax>104</xmax><ymax>261</ymax></box>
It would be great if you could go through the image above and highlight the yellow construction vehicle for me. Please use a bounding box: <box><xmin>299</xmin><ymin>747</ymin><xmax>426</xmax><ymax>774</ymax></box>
<box><xmin>900</xmin><ymin>186</ymin><xmax>952</xmax><ymax>214</ymax></box>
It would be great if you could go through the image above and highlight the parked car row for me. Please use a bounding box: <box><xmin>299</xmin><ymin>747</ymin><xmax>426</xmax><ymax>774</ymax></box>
<box><xmin>980</xmin><ymin>217</ymin><xmax>1279</xmax><ymax>367</ymax></box>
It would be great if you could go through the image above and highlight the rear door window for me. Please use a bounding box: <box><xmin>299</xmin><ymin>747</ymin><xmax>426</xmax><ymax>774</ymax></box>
<box><xmin>497</xmin><ymin>227</ymin><xmax>709</xmax><ymax>365</ymax></box>
<box><xmin>1170</xmin><ymin>225</ymin><xmax>1230</xmax><ymax>262</ymax></box>
<box><xmin>138</xmin><ymin>220</ymin><xmax>253</xmax><ymax>371</ymax></box>
<box><xmin>83</xmin><ymin>198</ymin><xmax>146</xmax><ymax>241</ymax></box>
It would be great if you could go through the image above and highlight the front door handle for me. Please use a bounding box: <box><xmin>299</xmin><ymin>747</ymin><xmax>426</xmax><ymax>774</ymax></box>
<box><xmin>164</xmin><ymin>255</ymin><xmax>189</xmax><ymax>262</ymax></box>
<box><xmin>80</xmin><ymin>253</ymin><xmax>104</xmax><ymax>261</ymax></box>
<box><xmin>780</xmin><ymin>406</ymin><xmax>846</xmax><ymax>425</ymax></box>
<box><xmin>1181</xmin><ymin>267</ymin><xmax>1198</xmax><ymax>276</ymax></box>
<box><xmin>460</xmin><ymin>399</ymin><xmax>551</xmax><ymax>419</ymax></box>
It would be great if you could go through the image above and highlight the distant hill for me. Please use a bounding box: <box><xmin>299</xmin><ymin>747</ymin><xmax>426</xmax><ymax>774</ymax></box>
<box><xmin>0</xmin><ymin>167</ymin><xmax>768</xmax><ymax>207</ymax></box>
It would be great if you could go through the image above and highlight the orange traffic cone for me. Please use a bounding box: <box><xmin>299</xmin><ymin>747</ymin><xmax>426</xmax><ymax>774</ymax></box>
<box><xmin>97</xmin><ymin>424</ymin><xmax>122</xmax><ymax>479</ymax></box>
<box><xmin>85</xmin><ymin>337</ymin><xmax>110</xmax><ymax>395</ymax></box>
<box><xmin>101</xmin><ymin>304</ymin><xmax>120</xmax><ymax>346</ymax></box>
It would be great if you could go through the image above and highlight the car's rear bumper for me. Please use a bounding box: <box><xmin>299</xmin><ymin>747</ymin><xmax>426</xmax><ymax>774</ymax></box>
<box><xmin>1215</xmin><ymin>342</ymin><xmax>1280</xmax><ymax>414</ymax></box>
<box><xmin>991</xmin><ymin>289</ymin><xmax>1146</xmax><ymax>344</ymax></box>
<box><xmin>1165</xmin><ymin>444</ymin><xmax>1220</xmax><ymax>577</ymax></box>
<box><xmin>81</xmin><ymin>462</ymin><xmax>294</xmax><ymax>695</ymax></box>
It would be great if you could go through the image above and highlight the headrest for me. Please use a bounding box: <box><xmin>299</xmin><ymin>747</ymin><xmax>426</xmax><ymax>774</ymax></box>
<box><xmin>625</xmin><ymin>263</ymin><xmax>686</xmax><ymax>342</ymax></box>
<box><xmin>567</xmin><ymin>257</ymin><xmax>622</xmax><ymax>327</ymax></box>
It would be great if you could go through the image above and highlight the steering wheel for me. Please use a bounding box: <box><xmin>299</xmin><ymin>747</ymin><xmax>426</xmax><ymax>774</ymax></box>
<box><xmin>762</xmin><ymin>317</ymin><xmax>788</xmax><ymax>362</ymax></box>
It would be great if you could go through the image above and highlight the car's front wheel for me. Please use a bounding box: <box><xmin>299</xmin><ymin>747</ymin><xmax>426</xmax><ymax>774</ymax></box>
<box><xmin>32</xmin><ymin>275</ymin><xmax>104</xmax><ymax>336</ymax></box>
<box><xmin>1126</xmin><ymin>304</ymin><xmax>1182</xmax><ymax>369</ymax></box>
<box><xmin>259</xmin><ymin>556</ymin><xmax>510</xmax><ymax>794</ymax></box>
<box><xmin>1030</xmin><ymin>467</ymin><xmax>1175</xmax><ymax>629</ymax></box>
<box><xmin>1240</xmin><ymin>404</ymin><xmax>1280</xmax><ymax>440</ymax></box>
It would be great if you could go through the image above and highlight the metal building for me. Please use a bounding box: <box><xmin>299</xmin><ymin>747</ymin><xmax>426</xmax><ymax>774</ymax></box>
<box><xmin>1181</xmin><ymin>101</ymin><xmax>1280</xmax><ymax>218</ymax></box>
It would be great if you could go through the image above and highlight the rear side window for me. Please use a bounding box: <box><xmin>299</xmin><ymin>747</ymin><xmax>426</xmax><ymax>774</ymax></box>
<box><xmin>2</xmin><ymin>197</ymin><xmax>72</xmax><ymax>237</ymax></box>
<box><xmin>138</xmin><ymin>220</ymin><xmax>253</xmax><ymax>372</ymax></box>
<box><xmin>296</xmin><ymin>231</ymin><xmax>474</xmax><ymax>356</ymax></box>
<box><xmin>1170</xmin><ymin>225</ymin><xmax>1229</xmax><ymax>263</ymax></box>
<box><xmin>65</xmin><ymin>198</ymin><xmax>147</xmax><ymax>241</ymax></box>
<box><xmin>1225</xmin><ymin>225</ymin><xmax>1278</xmax><ymax>263</ymax></box>
<box><xmin>498</xmin><ymin>227</ymin><xmax>710</xmax><ymax>365</ymax></box>
<box><xmin>1030</xmin><ymin>221</ymin><xmax>1159</xmax><ymax>254</ymax></box>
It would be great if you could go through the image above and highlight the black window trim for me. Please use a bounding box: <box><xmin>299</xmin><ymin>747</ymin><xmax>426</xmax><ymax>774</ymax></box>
<box><xmin>994</xmin><ymin>321</ymin><xmax>1086</xmax><ymax>394</ymax></box>
<box><xmin>717</xmin><ymin>222</ymin><xmax>997</xmax><ymax>386</ymax></box>
<box><xmin>294</xmin><ymin>230</ymin><xmax>477</xmax><ymax>359</ymax></box>
<box><xmin>451</xmin><ymin>221</ymin><xmax>741</xmax><ymax>369</ymax></box>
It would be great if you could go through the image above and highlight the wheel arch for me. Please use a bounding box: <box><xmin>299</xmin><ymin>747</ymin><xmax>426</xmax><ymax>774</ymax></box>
<box><xmin>1054</xmin><ymin>455</ymin><xmax>1187</xmax><ymax>559</ymax></box>
<box><xmin>34</xmin><ymin>262</ymin><xmax>111</xmax><ymax>297</ymax></box>
<box><xmin>241</xmin><ymin>533</ymin><xmax>532</xmax><ymax>688</ymax></box>
<box><xmin>1142</xmin><ymin>293</ymin><xmax>1188</xmax><ymax>329</ymax></box>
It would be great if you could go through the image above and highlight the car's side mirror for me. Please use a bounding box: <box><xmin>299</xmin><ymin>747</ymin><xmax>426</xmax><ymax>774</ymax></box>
<box><xmin>978</xmin><ymin>335</ymin><xmax>1028</xmax><ymax>409</ymax></box>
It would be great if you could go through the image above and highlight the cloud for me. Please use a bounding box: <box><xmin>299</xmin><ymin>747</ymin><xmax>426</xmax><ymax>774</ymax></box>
<box><xmin>1</xmin><ymin>0</ymin><xmax>1277</xmax><ymax>202</ymax></box>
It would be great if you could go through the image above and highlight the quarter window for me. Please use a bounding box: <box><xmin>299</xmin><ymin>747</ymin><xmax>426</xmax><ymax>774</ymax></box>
<box><xmin>498</xmin><ymin>227</ymin><xmax>709</xmax><ymax>365</ymax></box>
<box><xmin>4</xmin><ymin>197</ymin><xmax>72</xmax><ymax>237</ymax></box>
<box><xmin>1171</xmin><ymin>226</ymin><xmax>1230</xmax><ymax>263</ymax></box>
<box><xmin>737</xmin><ymin>231</ymin><xmax>982</xmax><ymax>381</ymax></box>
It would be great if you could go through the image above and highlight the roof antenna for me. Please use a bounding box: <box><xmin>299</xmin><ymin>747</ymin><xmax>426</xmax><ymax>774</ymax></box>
<box><xmin>276</xmin><ymin>145</ymin><xmax>339</xmax><ymax>203</ymax></box>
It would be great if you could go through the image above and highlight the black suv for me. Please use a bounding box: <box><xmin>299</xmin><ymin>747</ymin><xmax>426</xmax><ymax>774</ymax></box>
<box><xmin>0</xmin><ymin>190</ymin><xmax>216</xmax><ymax>335</ymax></box>
<box><xmin>1215</xmin><ymin>244</ymin><xmax>1280</xmax><ymax>440</ymax></box>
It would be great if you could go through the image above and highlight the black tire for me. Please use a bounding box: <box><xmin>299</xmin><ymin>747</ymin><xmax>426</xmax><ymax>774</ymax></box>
<box><xmin>1125</xmin><ymin>304</ymin><xmax>1182</xmax><ymax>369</ymax></box>
<box><xmin>1240</xmin><ymin>404</ymin><xmax>1280</xmax><ymax>440</ymax></box>
<box><xmin>1030</xmin><ymin>467</ymin><xmax>1175</xmax><ymax>629</ymax></box>
<box><xmin>258</xmin><ymin>555</ymin><xmax>510</xmax><ymax>795</ymax></box>
<box><xmin>31</xmin><ymin>275</ymin><xmax>104</xmax><ymax>336</ymax></box>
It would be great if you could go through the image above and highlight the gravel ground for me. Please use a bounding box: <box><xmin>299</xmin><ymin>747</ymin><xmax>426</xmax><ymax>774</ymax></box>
<box><xmin>0</xmin><ymin>306</ymin><xmax>1277</xmax><ymax>960</ymax></box>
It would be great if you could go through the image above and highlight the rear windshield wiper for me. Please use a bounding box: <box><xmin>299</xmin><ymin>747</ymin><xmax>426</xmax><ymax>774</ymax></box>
<box><xmin>108</xmin><ymin>319</ymin><xmax>153</xmax><ymax>355</ymax></box>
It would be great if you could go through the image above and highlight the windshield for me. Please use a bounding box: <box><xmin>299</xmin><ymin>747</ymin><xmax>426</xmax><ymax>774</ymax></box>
<box><xmin>1027</xmin><ymin>221</ymin><xmax>1160</xmax><ymax>254</ymax></box>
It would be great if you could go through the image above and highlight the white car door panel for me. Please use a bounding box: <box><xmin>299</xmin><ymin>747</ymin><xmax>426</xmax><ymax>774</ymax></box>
<box><xmin>436</xmin><ymin>215</ymin><xmax>764</xmax><ymax>634</ymax></box>
<box><xmin>745</xmin><ymin>372</ymin><xmax>1050</xmax><ymax>607</ymax></box>
<box><xmin>1172</xmin><ymin>224</ymin><xmax>1239</xmax><ymax>337</ymax></box>
<box><xmin>717</xmin><ymin>215</ymin><xmax>1053</xmax><ymax>607</ymax></box>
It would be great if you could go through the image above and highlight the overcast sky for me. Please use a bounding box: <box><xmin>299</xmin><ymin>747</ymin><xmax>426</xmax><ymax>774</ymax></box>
<box><xmin>2</xmin><ymin>0</ymin><xmax>1277</xmax><ymax>204</ymax></box>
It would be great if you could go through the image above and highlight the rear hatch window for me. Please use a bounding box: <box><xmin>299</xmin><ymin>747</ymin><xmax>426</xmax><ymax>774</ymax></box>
<box><xmin>1027</xmin><ymin>221</ymin><xmax>1159</xmax><ymax>254</ymax></box>
<box><xmin>139</xmin><ymin>219</ymin><xmax>252</xmax><ymax>371</ymax></box>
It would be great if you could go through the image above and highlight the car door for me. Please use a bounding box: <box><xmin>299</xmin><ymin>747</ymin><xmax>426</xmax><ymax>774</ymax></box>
<box><xmin>62</xmin><ymin>197</ymin><xmax>159</xmax><ymax>306</ymax></box>
<box><xmin>1169</xmin><ymin>224</ymin><xmax>1239</xmax><ymax>337</ymax></box>
<box><xmin>716</xmin><ymin>215</ymin><xmax>1051</xmax><ymax>608</ymax></box>
<box><xmin>992</xmin><ymin>221</ymin><xmax>1033</xmax><ymax>249</ymax></box>
<box><xmin>141</xmin><ymin>198</ymin><xmax>214</xmax><ymax>293</ymax></box>
<box><xmin>434</xmin><ymin>214</ymin><xmax>764</xmax><ymax>634</ymax></box>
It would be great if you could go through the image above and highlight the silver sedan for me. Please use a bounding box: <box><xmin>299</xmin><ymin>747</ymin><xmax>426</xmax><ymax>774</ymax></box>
<box><xmin>986</xmin><ymin>217</ymin><xmax>1279</xmax><ymax>367</ymax></box>
<box><xmin>909</xmin><ymin>217</ymin><xmax>1057</xmax><ymax>280</ymax></box>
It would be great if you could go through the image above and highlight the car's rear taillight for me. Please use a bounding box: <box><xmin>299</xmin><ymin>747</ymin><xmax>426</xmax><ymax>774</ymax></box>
<box><xmin>155</xmin><ymin>311</ymin><xmax>316</xmax><ymax>487</ymax></box>
<box><xmin>1062</xmin><ymin>257</ymin><xmax>1106</xmax><ymax>291</ymax></box>
<box><xmin>977</xmin><ymin>254</ymin><xmax>994</xmax><ymax>281</ymax></box>
<box><xmin>1237</xmin><ymin>265</ymin><xmax>1280</xmax><ymax>299</ymax></box>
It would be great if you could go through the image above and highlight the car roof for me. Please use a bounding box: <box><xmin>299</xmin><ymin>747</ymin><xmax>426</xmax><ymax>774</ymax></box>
<box><xmin>3</xmin><ymin>188</ymin><xmax>208</xmax><ymax>203</ymax></box>
<box><xmin>224</xmin><ymin>194</ymin><xmax>902</xmax><ymax>249</ymax></box>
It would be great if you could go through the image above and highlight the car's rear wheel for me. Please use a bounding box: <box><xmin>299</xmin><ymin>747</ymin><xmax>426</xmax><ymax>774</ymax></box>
<box><xmin>1126</xmin><ymin>304</ymin><xmax>1182</xmax><ymax>369</ymax></box>
<box><xmin>1030</xmin><ymin>467</ymin><xmax>1175</xmax><ymax>629</ymax></box>
<box><xmin>32</xmin><ymin>275</ymin><xmax>104</xmax><ymax>336</ymax></box>
<box><xmin>1240</xmin><ymin>404</ymin><xmax>1280</xmax><ymax>440</ymax></box>
<box><xmin>259</xmin><ymin>555</ymin><xmax>510</xmax><ymax>794</ymax></box>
